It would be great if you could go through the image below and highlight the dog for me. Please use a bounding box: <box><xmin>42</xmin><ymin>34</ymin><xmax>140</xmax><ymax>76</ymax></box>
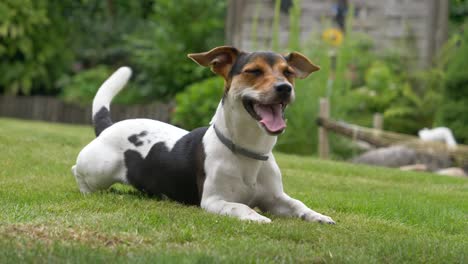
<box><xmin>72</xmin><ymin>46</ymin><xmax>335</xmax><ymax>224</ymax></box>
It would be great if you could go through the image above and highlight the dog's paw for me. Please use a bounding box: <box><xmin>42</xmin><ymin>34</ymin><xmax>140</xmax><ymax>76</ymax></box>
<box><xmin>301</xmin><ymin>212</ymin><xmax>335</xmax><ymax>224</ymax></box>
<box><xmin>240</xmin><ymin>212</ymin><xmax>272</xmax><ymax>223</ymax></box>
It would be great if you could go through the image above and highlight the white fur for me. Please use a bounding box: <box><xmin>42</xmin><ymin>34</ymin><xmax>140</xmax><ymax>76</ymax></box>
<box><xmin>72</xmin><ymin>67</ymin><xmax>335</xmax><ymax>224</ymax></box>
<box><xmin>73</xmin><ymin>119</ymin><xmax>188</xmax><ymax>193</ymax></box>
<box><xmin>418</xmin><ymin>127</ymin><xmax>457</xmax><ymax>148</ymax></box>
<box><xmin>200</xmin><ymin>88</ymin><xmax>333</xmax><ymax>223</ymax></box>
<box><xmin>92</xmin><ymin>66</ymin><xmax>132</xmax><ymax>116</ymax></box>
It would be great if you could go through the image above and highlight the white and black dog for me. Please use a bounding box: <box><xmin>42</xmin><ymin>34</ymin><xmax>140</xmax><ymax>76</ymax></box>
<box><xmin>72</xmin><ymin>46</ymin><xmax>335</xmax><ymax>224</ymax></box>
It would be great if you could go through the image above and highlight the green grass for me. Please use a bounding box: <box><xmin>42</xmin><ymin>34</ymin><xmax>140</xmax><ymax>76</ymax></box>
<box><xmin>0</xmin><ymin>118</ymin><xmax>466</xmax><ymax>263</ymax></box>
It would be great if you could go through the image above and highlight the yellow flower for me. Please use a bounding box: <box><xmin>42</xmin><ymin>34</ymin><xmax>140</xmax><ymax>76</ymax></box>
<box><xmin>322</xmin><ymin>28</ymin><xmax>344</xmax><ymax>47</ymax></box>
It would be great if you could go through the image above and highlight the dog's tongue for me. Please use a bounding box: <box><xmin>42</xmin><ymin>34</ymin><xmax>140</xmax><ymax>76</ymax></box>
<box><xmin>253</xmin><ymin>104</ymin><xmax>286</xmax><ymax>133</ymax></box>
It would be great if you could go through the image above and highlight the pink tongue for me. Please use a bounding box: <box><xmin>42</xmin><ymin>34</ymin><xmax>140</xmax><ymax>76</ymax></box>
<box><xmin>253</xmin><ymin>104</ymin><xmax>286</xmax><ymax>133</ymax></box>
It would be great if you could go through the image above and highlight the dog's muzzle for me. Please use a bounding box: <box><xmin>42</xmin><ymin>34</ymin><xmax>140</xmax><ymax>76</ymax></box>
<box><xmin>242</xmin><ymin>98</ymin><xmax>289</xmax><ymax>135</ymax></box>
<box><xmin>274</xmin><ymin>82</ymin><xmax>293</xmax><ymax>101</ymax></box>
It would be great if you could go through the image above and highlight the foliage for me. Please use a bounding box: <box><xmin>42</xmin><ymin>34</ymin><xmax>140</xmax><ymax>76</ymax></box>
<box><xmin>288</xmin><ymin>0</ymin><xmax>301</xmax><ymax>51</ymax></box>
<box><xmin>340</xmin><ymin>61</ymin><xmax>444</xmax><ymax>135</ymax></box>
<box><xmin>436</xmin><ymin>23</ymin><xmax>468</xmax><ymax>143</ymax></box>
<box><xmin>60</xmin><ymin>65</ymin><xmax>111</xmax><ymax>105</ymax></box>
<box><xmin>0</xmin><ymin>0</ymin><xmax>226</xmax><ymax>104</ymax></box>
<box><xmin>450</xmin><ymin>0</ymin><xmax>468</xmax><ymax>25</ymax></box>
<box><xmin>383</xmin><ymin>70</ymin><xmax>444</xmax><ymax>134</ymax></box>
<box><xmin>172</xmin><ymin>77</ymin><xmax>224</xmax><ymax>130</ymax></box>
<box><xmin>126</xmin><ymin>0</ymin><xmax>226</xmax><ymax>100</ymax></box>
<box><xmin>269</xmin><ymin>2</ymin><xmax>448</xmax><ymax>156</ymax></box>
<box><xmin>0</xmin><ymin>118</ymin><xmax>467</xmax><ymax>263</ymax></box>
<box><xmin>0</xmin><ymin>0</ymin><xmax>72</xmax><ymax>95</ymax></box>
<box><xmin>346</xmin><ymin>61</ymin><xmax>399</xmax><ymax>115</ymax></box>
<box><xmin>275</xmin><ymin>26</ymin><xmax>394</xmax><ymax>154</ymax></box>
<box><xmin>60</xmin><ymin>0</ymin><xmax>149</xmax><ymax>68</ymax></box>
<box><xmin>271</xmin><ymin>0</ymin><xmax>281</xmax><ymax>51</ymax></box>
<box><xmin>59</xmin><ymin>65</ymin><xmax>142</xmax><ymax>106</ymax></box>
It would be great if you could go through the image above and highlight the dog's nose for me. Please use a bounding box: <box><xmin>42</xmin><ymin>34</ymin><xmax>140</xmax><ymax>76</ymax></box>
<box><xmin>275</xmin><ymin>83</ymin><xmax>292</xmax><ymax>99</ymax></box>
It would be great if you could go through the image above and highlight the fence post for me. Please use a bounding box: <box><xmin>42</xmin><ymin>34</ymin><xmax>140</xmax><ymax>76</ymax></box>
<box><xmin>318</xmin><ymin>98</ymin><xmax>330</xmax><ymax>159</ymax></box>
<box><xmin>373</xmin><ymin>113</ymin><xmax>383</xmax><ymax>130</ymax></box>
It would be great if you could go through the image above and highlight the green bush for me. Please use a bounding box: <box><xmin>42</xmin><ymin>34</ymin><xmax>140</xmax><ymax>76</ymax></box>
<box><xmin>172</xmin><ymin>77</ymin><xmax>224</xmax><ymax>130</ymax></box>
<box><xmin>126</xmin><ymin>0</ymin><xmax>226</xmax><ymax>101</ymax></box>
<box><xmin>1</xmin><ymin>0</ymin><xmax>226</xmax><ymax>105</ymax></box>
<box><xmin>276</xmin><ymin>77</ymin><xmax>326</xmax><ymax>155</ymax></box>
<box><xmin>337</xmin><ymin>62</ymin><xmax>443</xmax><ymax>136</ymax></box>
<box><xmin>274</xmin><ymin>2</ymin><xmax>377</xmax><ymax>155</ymax></box>
<box><xmin>62</xmin><ymin>1</ymin><xmax>147</xmax><ymax>67</ymax></box>
<box><xmin>344</xmin><ymin>61</ymin><xmax>399</xmax><ymax>118</ymax></box>
<box><xmin>270</xmin><ymin>0</ymin><xmax>442</xmax><ymax>156</ymax></box>
<box><xmin>60</xmin><ymin>65</ymin><xmax>143</xmax><ymax>106</ymax></box>
<box><xmin>382</xmin><ymin>69</ymin><xmax>444</xmax><ymax>134</ymax></box>
<box><xmin>60</xmin><ymin>66</ymin><xmax>111</xmax><ymax>104</ymax></box>
<box><xmin>275</xmin><ymin>26</ymin><xmax>392</xmax><ymax>154</ymax></box>
<box><xmin>436</xmin><ymin>23</ymin><xmax>468</xmax><ymax>143</ymax></box>
<box><xmin>0</xmin><ymin>0</ymin><xmax>72</xmax><ymax>95</ymax></box>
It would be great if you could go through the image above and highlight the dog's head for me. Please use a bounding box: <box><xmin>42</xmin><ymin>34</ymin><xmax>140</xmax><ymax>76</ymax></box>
<box><xmin>188</xmin><ymin>46</ymin><xmax>319</xmax><ymax>135</ymax></box>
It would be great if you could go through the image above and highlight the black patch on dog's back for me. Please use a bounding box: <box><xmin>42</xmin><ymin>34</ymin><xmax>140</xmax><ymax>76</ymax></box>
<box><xmin>124</xmin><ymin>127</ymin><xmax>208</xmax><ymax>205</ymax></box>
<box><xmin>128</xmin><ymin>131</ymin><xmax>148</xmax><ymax>147</ymax></box>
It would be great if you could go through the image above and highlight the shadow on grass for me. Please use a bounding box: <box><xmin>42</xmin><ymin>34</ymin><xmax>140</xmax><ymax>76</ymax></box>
<box><xmin>107</xmin><ymin>184</ymin><xmax>168</xmax><ymax>202</ymax></box>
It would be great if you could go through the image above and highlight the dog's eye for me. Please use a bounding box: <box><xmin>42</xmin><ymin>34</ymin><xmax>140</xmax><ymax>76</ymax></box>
<box><xmin>244</xmin><ymin>69</ymin><xmax>263</xmax><ymax>76</ymax></box>
<box><xmin>284</xmin><ymin>69</ymin><xmax>295</xmax><ymax>77</ymax></box>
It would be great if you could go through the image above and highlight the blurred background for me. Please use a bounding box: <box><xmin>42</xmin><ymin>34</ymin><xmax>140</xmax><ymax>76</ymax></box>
<box><xmin>0</xmin><ymin>0</ymin><xmax>467</xmax><ymax>164</ymax></box>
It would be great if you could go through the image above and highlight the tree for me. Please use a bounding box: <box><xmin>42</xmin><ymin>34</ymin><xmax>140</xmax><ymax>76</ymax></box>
<box><xmin>0</xmin><ymin>0</ymin><xmax>226</xmax><ymax>102</ymax></box>
<box><xmin>0</xmin><ymin>0</ymin><xmax>72</xmax><ymax>95</ymax></box>
<box><xmin>127</xmin><ymin>0</ymin><xmax>226</xmax><ymax>100</ymax></box>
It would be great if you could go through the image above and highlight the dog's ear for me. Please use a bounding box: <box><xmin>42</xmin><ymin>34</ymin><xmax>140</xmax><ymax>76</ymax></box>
<box><xmin>285</xmin><ymin>52</ymin><xmax>320</xmax><ymax>79</ymax></box>
<box><xmin>188</xmin><ymin>46</ymin><xmax>240</xmax><ymax>79</ymax></box>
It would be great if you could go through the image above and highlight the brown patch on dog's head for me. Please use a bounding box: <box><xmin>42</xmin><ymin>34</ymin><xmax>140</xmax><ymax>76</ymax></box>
<box><xmin>227</xmin><ymin>51</ymin><xmax>320</xmax><ymax>94</ymax></box>
<box><xmin>188</xmin><ymin>47</ymin><xmax>319</xmax><ymax>91</ymax></box>
<box><xmin>188</xmin><ymin>47</ymin><xmax>320</xmax><ymax>135</ymax></box>
<box><xmin>229</xmin><ymin>52</ymin><xmax>297</xmax><ymax>95</ymax></box>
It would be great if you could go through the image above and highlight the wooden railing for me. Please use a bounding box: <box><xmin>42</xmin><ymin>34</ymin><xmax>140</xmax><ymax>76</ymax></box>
<box><xmin>0</xmin><ymin>96</ymin><xmax>172</xmax><ymax>125</ymax></box>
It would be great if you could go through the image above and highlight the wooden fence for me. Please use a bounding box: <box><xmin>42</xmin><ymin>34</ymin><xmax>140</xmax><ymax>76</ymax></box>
<box><xmin>316</xmin><ymin>97</ymin><xmax>468</xmax><ymax>164</ymax></box>
<box><xmin>0</xmin><ymin>96</ymin><xmax>172</xmax><ymax>125</ymax></box>
<box><xmin>317</xmin><ymin>97</ymin><xmax>383</xmax><ymax>159</ymax></box>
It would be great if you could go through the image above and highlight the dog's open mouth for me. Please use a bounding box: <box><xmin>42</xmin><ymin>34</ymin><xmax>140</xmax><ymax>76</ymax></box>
<box><xmin>243</xmin><ymin>98</ymin><xmax>287</xmax><ymax>135</ymax></box>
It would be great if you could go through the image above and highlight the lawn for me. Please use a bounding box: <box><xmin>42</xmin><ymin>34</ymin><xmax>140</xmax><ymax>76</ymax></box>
<box><xmin>0</xmin><ymin>118</ymin><xmax>466</xmax><ymax>263</ymax></box>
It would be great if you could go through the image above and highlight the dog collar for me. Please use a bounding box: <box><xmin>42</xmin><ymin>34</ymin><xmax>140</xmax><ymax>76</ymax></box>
<box><xmin>213</xmin><ymin>125</ymin><xmax>269</xmax><ymax>161</ymax></box>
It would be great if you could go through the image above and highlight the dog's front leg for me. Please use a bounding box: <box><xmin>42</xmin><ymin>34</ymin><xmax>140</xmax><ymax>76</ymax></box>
<box><xmin>201</xmin><ymin>197</ymin><xmax>271</xmax><ymax>223</ymax></box>
<box><xmin>257</xmin><ymin>157</ymin><xmax>335</xmax><ymax>224</ymax></box>
<box><xmin>263</xmin><ymin>193</ymin><xmax>335</xmax><ymax>224</ymax></box>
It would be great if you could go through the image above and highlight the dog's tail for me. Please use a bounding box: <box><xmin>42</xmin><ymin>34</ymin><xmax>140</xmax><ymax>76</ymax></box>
<box><xmin>92</xmin><ymin>67</ymin><xmax>132</xmax><ymax>137</ymax></box>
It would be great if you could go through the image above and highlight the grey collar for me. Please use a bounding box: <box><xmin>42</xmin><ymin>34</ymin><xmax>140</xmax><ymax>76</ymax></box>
<box><xmin>213</xmin><ymin>125</ymin><xmax>269</xmax><ymax>161</ymax></box>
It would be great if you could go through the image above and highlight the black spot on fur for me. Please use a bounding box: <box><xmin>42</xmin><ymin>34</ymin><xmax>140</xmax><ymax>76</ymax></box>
<box><xmin>124</xmin><ymin>127</ymin><xmax>208</xmax><ymax>205</ymax></box>
<box><xmin>93</xmin><ymin>107</ymin><xmax>113</xmax><ymax>137</ymax></box>
<box><xmin>128</xmin><ymin>131</ymin><xmax>148</xmax><ymax>147</ymax></box>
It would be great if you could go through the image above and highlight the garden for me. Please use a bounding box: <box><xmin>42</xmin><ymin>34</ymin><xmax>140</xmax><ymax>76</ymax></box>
<box><xmin>3</xmin><ymin>0</ymin><xmax>468</xmax><ymax>157</ymax></box>
<box><xmin>1</xmin><ymin>0</ymin><xmax>467</xmax><ymax>262</ymax></box>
